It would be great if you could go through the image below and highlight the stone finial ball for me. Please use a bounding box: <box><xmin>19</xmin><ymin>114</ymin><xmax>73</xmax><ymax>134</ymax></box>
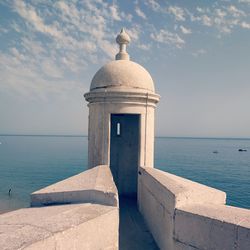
<box><xmin>116</xmin><ymin>28</ymin><xmax>131</xmax><ymax>45</ymax></box>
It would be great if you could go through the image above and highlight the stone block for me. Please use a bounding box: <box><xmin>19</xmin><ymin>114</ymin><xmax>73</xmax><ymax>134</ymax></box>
<box><xmin>31</xmin><ymin>165</ymin><xmax>118</xmax><ymax>207</ymax></box>
<box><xmin>175</xmin><ymin>204</ymin><xmax>250</xmax><ymax>250</ymax></box>
<box><xmin>0</xmin><ymin>203</ymin><xmax>119</xmax><ymax>250</ymax></box>
<box><xmin>141</xmin><ymin>166</ymin><xmax>226</xmax><ymax>209</ymax></box>
<box><xmin>175</xmin><ymin>208</ymin><xmax>211</xmax><ymax>249</ymax></box>
<box><xmin>139</xmin><ymin>181</ymin><xmax>174</xmax><ymax>250</ymax></box>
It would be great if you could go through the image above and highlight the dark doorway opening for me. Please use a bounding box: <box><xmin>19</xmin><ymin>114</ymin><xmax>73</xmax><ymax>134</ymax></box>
<box><xmin>110</xmin><ymin>114</ymin><xmax>158</xmax><ymax>249</ymax></box>
<box><xmin>110</xmin><ymin>114</ymin><xmax>140</xmax><ymax>197</ymax></box>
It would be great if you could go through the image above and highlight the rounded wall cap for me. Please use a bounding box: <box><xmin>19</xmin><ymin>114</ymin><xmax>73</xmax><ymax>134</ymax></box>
<box><xmin>90</xmin><ymin>60</ymin><xmax>155</xmax><ymax>92</ymax></box>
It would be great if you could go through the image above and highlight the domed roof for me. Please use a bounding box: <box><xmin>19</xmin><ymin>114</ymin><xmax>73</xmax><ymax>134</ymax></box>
<box><xmin>90</xmin><ymin>60</ymin><xmax>155</xmax><ymax>92</ymax></box>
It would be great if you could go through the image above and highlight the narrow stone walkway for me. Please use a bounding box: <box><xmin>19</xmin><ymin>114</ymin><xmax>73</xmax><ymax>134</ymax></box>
<box><xmin>119</xmin><ymin>197</ymin><xmax>159</xmax><ymax>250</ymax></box>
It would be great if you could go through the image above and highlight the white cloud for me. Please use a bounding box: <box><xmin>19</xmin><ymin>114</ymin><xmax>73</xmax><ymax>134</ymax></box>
<box><xmin>180</xmin><ymin>25</ymin><xmax>192</xmax><ymax>34</ymax></box>
<box><xmin>145</xmin><ymin>0</ymin><xmax>160</xmax><ymax>12</ymax></box>
<box><xmin>1</xmin><ymin>0</ymin><xmax>140</xmax><ymax>98</ymax></box>
<box><xmin>0</xmin><ymin>26</ymin><xmax>8</xmax><ymax>33</ymax></box>
<box><xmin>1</xmin><ymin>0</ymin><xmax>249</xmax><ymax>99</ymax></box>
<box><xmin>21</xmin><ymin>37</ymin><xmax>45</xmax><ymax>54</ymax></box>
<box><xmin>11</xmin><ymin>0</ymin><xmax>128</xmax><ymax>61</ymax></box>
<box><xmin>228</xmin><ymin>5</ymin><xmax>245</xmax><ymax>17</ymax></box>
<box><xmin>196</xmin><ymin>7</ymin><xmax>205</xmax><ymax>13</ymax></box>
<box><xmin>168</xmin><ymin>6</ymin><xmax>186</xmax><ymax>21</ymax></box>
<box><xmin>13</xmin><ymin>1</ymin><xmax>65</xmax><ymax>41</ymax></box>
<box><xmin>0</xmin><ymin>50</ymin><xmax>79</xmax><ymax>99</ymax></box>
<box><xmin>241</xmin><ymin>21</ymin><xmax>250</xmax><ymax>28</ymax></box>
<box><xmin>201</xmin><ymin>15</ymin><xmax>213</xmax><ymax>26</ymax></box>
<box><xmin>9</xmin><ymin>20</ymin><xmax>23</xmax><ymax>33</ymax></box>
<box><xmin>135</xmin><ymin>6</ymin><xmax>147</xmax><ymax>19</ymax></box>
<box><xmin>137</xmin><ymin>43</ymin><xmax>151</xmax><ymax>50</ymax></box>
<box><xmin>56</xmin><ymin>2</ymin><xmax>74</xmax><ymax>18</ymax></box>
<box><xmin>189</xmin><ymin>3</ymin><xmax>249</xmax><ymax>35</ymax></box>
<box><xmin>215</xmin><ymin>9</ymin><xmax>227</xmax><ymax>18</ymax></box>
<box><xmin>192</xmin><ymin>49</ymin><xmax>207</xmax><ymax>57</ymax></box>
<box><xmin>126</xmin><ymin>26</ymin><xmax>141</xmax><ymax>41</ymax></box>
<box><xmin>41</xmin><ymin>60</ymin><xmax>63</xmax><ymax>79</ymax></box>
<box><xmin>109</xmin><ymin>4</ymin><xmax>121</xmax><ymax>21</ymax></box>
<box><xmin>121</xmin><ymin>12</ymin><xmax>133</xmax><ymax>22</ymax></box>
<box><xmin>99</xmin><ymin>40</ymin><xmax>117</xmax><ymax>59</ymax></box>
<box><xmin>10</xmin><ymin>47</ymin><xmax>26</xmax><ymax>61</ymax></box>
<box><xmin>150</xmin><ymin>29</ymin><xmax>185</xmax><ymax>48</ymax></box>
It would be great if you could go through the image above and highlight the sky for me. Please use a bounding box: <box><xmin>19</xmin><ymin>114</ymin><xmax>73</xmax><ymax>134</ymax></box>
<box><xmin>0</xmin><ymin>0</ymin><xmax>250</xmax><ymax>137</ymax></box>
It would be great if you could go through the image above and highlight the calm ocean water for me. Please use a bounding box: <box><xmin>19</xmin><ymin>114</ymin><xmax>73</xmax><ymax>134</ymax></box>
<box><xmin>0</xmin><ymin>135</ymin><xmax>249</xmax><ymax>212</ymax></box>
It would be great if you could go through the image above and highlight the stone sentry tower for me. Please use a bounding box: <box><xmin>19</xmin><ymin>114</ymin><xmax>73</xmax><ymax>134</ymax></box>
<box><xmin>84</xmin><ymin>29</ymin><xmax>159</xmax><ymax>197</ymax></box>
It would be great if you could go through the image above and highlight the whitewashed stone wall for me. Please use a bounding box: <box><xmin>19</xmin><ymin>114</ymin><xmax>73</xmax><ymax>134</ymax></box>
<box><xmin>138</xmin><ymin>166</ymin><xmax>250</xmax><ymax>250</ymax></box>
<box><xmin>85</xmin><ymin>90</ymin><xmax>159</xmax><ymax>170</ymax></box>
<box><xmin>0</xmin><ymin>204</ymin><xmax>118</xmax><ymax>250</ymax></box>
<box><xmin>0</xmin><ymin>165</ymin><xmax>119</xmax><ymax>250</ymax></box>
<box><xmin>175</xmin><ymin>204</ymin><xmax>250</xmax><ymax>249</ymax></box>
<box><xmin>31</xmin><ymin>165</ymin><xmax>118</xmax><ymax>207</ymax></box>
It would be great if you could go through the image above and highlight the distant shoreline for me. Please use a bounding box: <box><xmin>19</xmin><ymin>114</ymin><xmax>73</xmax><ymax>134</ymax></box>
<box><xmin>0</xmin><ymin>134</ymin><xmax>87</xmax><ymax>137</ymax></box>
<box><xmin>156</xmin><ymin>136</ymin><xmax>250</xmax><ymax>140</ymax></box>
<box><xmin>0</xmin><ymin>134</ymin><xmax>250</xmax><ymax>140</ymax></box>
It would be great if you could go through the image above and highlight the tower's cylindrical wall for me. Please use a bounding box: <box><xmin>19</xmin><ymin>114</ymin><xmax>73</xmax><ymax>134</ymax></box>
<box><xmin>88</xmin><ymin>103</ymin><xmax>110</xmax><ymax>168</ymax></box>
<box><xmin>87</xmin><ymin>100</ymin><xmax>157</xmax><ymax>169</ymax></box>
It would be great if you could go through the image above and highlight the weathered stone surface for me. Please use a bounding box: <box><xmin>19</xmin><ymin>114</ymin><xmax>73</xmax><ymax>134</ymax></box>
<box><xmin>31</xmin><ymin>165</ymin><xmax>118</xmax><ymax>207</ymax></box>
<box><xmin>175</xmin><ymin>204</ymin><xmax>250</xmax><ymax>250</ymax></box>
<box><xmin>0</xmin><ymin>203</ymin><xmax>118</xmax><ymax>250</ymax></box>
<box><xmin>90</xmin><ymin>60</ymin><xmax>155</xmax><ymax>92</ymax></box>
<box><xmin>84</xmin><ymin>93</ymin><xmax>159</xmax><ymax>170</ymax></box>
<box><xmin>138</xmin><ymin>179</ymin><xmax>173</xmax><ymax>250</ymax></box>
<box><xmin>138</xmin><ymin>166</ymin><xmax>226</xmax><ymax>249</ymax></box>
<box><xmin>138</xmin><ymin>167</ymin><xmax>250</xmax><ymax>250</ymax></box>
<box><xmin>139</xmin><ymin>167</ymin><xmax>226</xmax><ymax>212</ymax></box>
<box><xmin>90</xmin><ymin>28</ymin><xmax>155</xmax><ymax>92</ymax></box>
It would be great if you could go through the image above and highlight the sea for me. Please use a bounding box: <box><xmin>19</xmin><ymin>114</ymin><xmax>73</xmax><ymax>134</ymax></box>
<box><xmin>0</xmin><ymin>135</ymin><xmax>249</xmax><ymax>213</ymax></box>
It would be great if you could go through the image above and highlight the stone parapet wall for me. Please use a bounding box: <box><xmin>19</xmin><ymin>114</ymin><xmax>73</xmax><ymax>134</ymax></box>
<box><xmin>0</xmin><ymin>165</ymin><xmax>119</xmax><ymax>250</ymax></box>
<box><xmin>0</xmin><ymin>204</ymin><xmax>118</xmax><ymax>250</ymax></box>
<box><xmin>175</xmin><ymin>204</ymin><xmax>250</xmax><ymax>249</ymax></box>
<box><xmin>138</xmin><ymin>166</ymin><xmax>250</xmax><ymax>250</ymax></box>
<box><xmin>31</xmin><ymin>165</ymin><xmax>118</xmax><ymax>207</ymax></box>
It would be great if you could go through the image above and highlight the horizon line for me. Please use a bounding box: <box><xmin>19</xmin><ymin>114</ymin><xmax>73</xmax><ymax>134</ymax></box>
<box><xmin>0</xmin><ymin>134</ymin><xmax>250</xmax><ymax>140</ymax></box>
